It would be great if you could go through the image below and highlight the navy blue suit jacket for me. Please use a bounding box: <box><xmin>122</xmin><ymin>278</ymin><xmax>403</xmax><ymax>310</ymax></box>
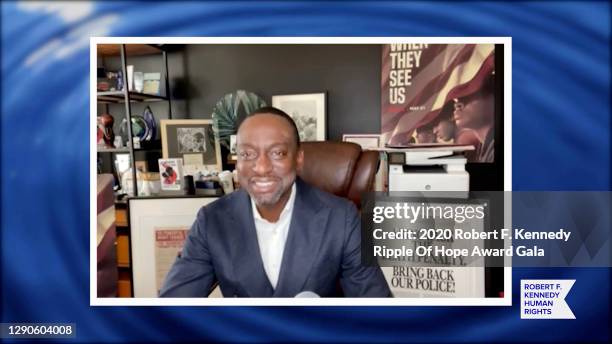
<box><xmin>160</xmin><ymin>178</ymin><xmax>390</xmax><ymax>297</ymax></box>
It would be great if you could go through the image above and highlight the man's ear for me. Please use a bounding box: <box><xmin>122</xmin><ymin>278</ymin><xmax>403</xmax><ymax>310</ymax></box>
<box><xmin>295</xmin><ymin>147</ymin><xmax>304</xmax><ymax>173</ymax></box>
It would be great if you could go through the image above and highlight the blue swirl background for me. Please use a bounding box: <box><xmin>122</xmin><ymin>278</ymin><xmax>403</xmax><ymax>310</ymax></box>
<box><xmin>1</xmin><ymin>1</ymin><xmax>610</xmax><ymax>342</ymax></box>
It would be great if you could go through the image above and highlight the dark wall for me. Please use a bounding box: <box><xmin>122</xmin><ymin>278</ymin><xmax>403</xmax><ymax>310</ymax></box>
<box><xmin>467</xmin><ymin>44</ymin><xmax>505</xmax><ymax>191</ymax></box>
<box><xmin>183</xmin><ymin>44</ymin><xmax>382</xmax><ymax>140</ymax></box>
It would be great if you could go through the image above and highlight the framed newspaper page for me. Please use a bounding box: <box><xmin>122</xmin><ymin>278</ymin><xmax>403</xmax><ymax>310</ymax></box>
<box><xmin>128</xmin><ymin>196</ymin><xmax>218</xmax><ymax>297</ymax></box>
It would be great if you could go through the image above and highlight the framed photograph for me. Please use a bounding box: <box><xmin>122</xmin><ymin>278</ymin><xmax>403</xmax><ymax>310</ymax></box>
<box><xmin>229</xmin><ymin>134</ymin><xmax>237</xmax><ymax>155</ymax></box>
<box><xmin>158</xmin><ymin>158</ymin><xmax>183</xmax><ymax>191</ymax></box>
<box><xmin>128</xmin><ymin>196</ymin><xmax>219</xmax><ymax>297</ymax></box>
<box><xmin>272</xmin><ymin>92</ymin><xmax>326</xmax><ymax>141</ymax></box>
<box><xmin>143</xmin><ymin>72</ymin><xmax>161</xmax><ymax>95</ymax></box>
<box><xmin>160</xmin><ymin>119</ymin><xmax>222</xmax><ymax>173</ymax></box>
<box><xmin>342</xmin><ymin>134</ymin><xmax>381</xmax><ymax>150</ymax></box>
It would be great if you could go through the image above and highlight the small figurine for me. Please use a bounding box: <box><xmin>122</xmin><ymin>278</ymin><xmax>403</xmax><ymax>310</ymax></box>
<box><xmin>97</xmin><ymin>113</ymin><xmax>115</xmax><ymax>148</ymax></box>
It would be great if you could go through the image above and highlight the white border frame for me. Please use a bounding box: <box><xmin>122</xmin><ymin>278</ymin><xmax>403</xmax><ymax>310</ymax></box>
<box><xmin>272</xmin><ymin>92</ymin><xmax>327</xmax><ymax>141</ymax></box>
<box><xmin>91</xmin><ymin>37</ymin><xmax>512</xmax><ymax>306</ymax></box>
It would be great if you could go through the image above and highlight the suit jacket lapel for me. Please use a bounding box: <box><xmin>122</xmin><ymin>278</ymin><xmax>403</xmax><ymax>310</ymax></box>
<box><xmin>273</xmin><ymin>179</ymin><xmax>329</xmax><ymax>297</ymax></box>
<box><xmin>229</xmin><ymin>189</ymin><xmax>274</xmax><ymax>297</ymax></box>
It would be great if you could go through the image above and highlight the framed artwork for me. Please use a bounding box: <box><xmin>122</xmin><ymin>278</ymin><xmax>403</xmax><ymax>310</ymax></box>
<box><xmin>272</xmin><ymin>92</ymin><xmax>326</xmax><ymax>141</ymax></box>
<box><xmin>142</xmin><ymin>72</ymin><xmax>161</xmax><ymax>95</ymax></box>
<box><xmin>160</xmin><ymin>119</ymin><xmax>222</xmax><ymax>173</ymax></box>
<box><xmin>158</xmin><ymin>158</ymin><xmax>184</xmax><ymax>191</ymax></box>
<box><xmin>128</xmin><ymin>196</ymin><xmax>219</xmax><ymax>297</ymax></box>
<box><xmin>229</xmin><ymin>134</ymin><xmax>237</xmax><ymax>155</ymax></box>
<box><xmin>342</xmin><ymin>134</ymin><xmax>381</xmax><ymax>150</ymax></box>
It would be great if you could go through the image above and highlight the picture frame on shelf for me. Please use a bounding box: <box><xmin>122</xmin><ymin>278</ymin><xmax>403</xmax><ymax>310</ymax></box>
<box><xmin>158</xmin><ymin>158</ymin><xmax>184</xmax><ymax>191</ymax></box>
<box><xmin>160</xmin><ymin>119</ymin><xmax>222</xmax><ymax>174</ymax></box>
<box><xmin>272</xmin><ymin>92</ymin><xmax>326</xmax><ymax>141</ymax></box>
<box><xmin>128</xmin><ymin>197</ymin><xmax>218</xmax><ymax>297</ymax></box>
<box><xmin>142</xmin><ymin>72</ymin><xmax>161</xmax><ymax>95</ymax></box>
<box><xmin>229</xmin><ymin>134</ymin><xmax>237</xmax><ymax>155</ymax></box>
<box><xmin>342</xmin><ymin>134</ymin><xmax>382</xmax><ymax>150</ymax></box>
<box><xmin>229</xmin><ymin>134</ymin><xmax>238</xmax><ymax>161</ymax></box>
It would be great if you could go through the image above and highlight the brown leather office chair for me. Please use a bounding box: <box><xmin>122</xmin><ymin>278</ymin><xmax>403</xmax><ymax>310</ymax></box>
<box><xmin>298</xmin><ymin>141</ymin><xmax>380</xmax><ymax>209</ymax></box>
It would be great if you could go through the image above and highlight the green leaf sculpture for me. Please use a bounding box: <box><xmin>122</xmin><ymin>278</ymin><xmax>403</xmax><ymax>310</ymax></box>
<box><xmin>212</xmin><ymin>90</ymin><xmax>267</xmax><ymax>150</ymax></box>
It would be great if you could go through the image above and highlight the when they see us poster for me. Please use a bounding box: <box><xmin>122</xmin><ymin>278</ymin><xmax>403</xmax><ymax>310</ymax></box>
<box><xmin>381</xmin><ymin>44</ymin><xmax>496</xmax><ymax>163</ymax></box>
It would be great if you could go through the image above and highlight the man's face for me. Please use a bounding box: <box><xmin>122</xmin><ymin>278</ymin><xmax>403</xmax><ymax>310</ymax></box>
<box><xmin>434</xmin><ymin>120</ymin><xmax>455</xmax><ymax>141</ymax></box>
<box><xmin>416</xmin><ymin>130</ymin><xmax>435</xmax><ymax>144</ymax></box>
<box><xmin>236</xmin><ymin>114</ymin><xmax>303</xmax><ymax>207</ymax></box>
<box><xmin>453</xmin><ymin>93</ymin><xmax>494</xmax><ymax>129</ymax></box>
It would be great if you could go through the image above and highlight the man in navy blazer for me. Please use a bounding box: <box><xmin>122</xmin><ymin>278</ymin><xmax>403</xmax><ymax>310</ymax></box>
<box><xmin>160</xmin><ymin>107</ymin><xmax>389</xmax><ymax>297</ymax></box>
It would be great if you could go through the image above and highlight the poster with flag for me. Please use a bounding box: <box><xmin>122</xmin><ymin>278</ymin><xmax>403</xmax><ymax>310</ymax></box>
<box><xmin>381</xmin><ymin>44</ymin><xmax>496</xmax><ymax>162</ymax></box>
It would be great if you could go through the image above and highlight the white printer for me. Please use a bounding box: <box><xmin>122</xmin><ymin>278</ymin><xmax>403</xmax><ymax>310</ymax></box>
<box><xmin>382</xmin><ymin>146</ymin><xmax>483</xmax><ymax>298</ymax></box>
<box><xmin>386</xmin><ymin>146</ymin><xmax>472</xmax><ymax>192</ymax></box>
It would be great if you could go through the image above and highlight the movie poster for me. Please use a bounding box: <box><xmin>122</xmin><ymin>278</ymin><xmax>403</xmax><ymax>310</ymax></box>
<box><xmin>381</xmin><ymin>44</ymin><xmax>496</xmax><ymax>163</ymax></box>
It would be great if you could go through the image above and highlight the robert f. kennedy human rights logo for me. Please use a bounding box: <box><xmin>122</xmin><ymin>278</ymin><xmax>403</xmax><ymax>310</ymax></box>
<box><xmin>521</xmin><ymin>280</ymin><xmax>575</xmax><ymax>319</ymax></box>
